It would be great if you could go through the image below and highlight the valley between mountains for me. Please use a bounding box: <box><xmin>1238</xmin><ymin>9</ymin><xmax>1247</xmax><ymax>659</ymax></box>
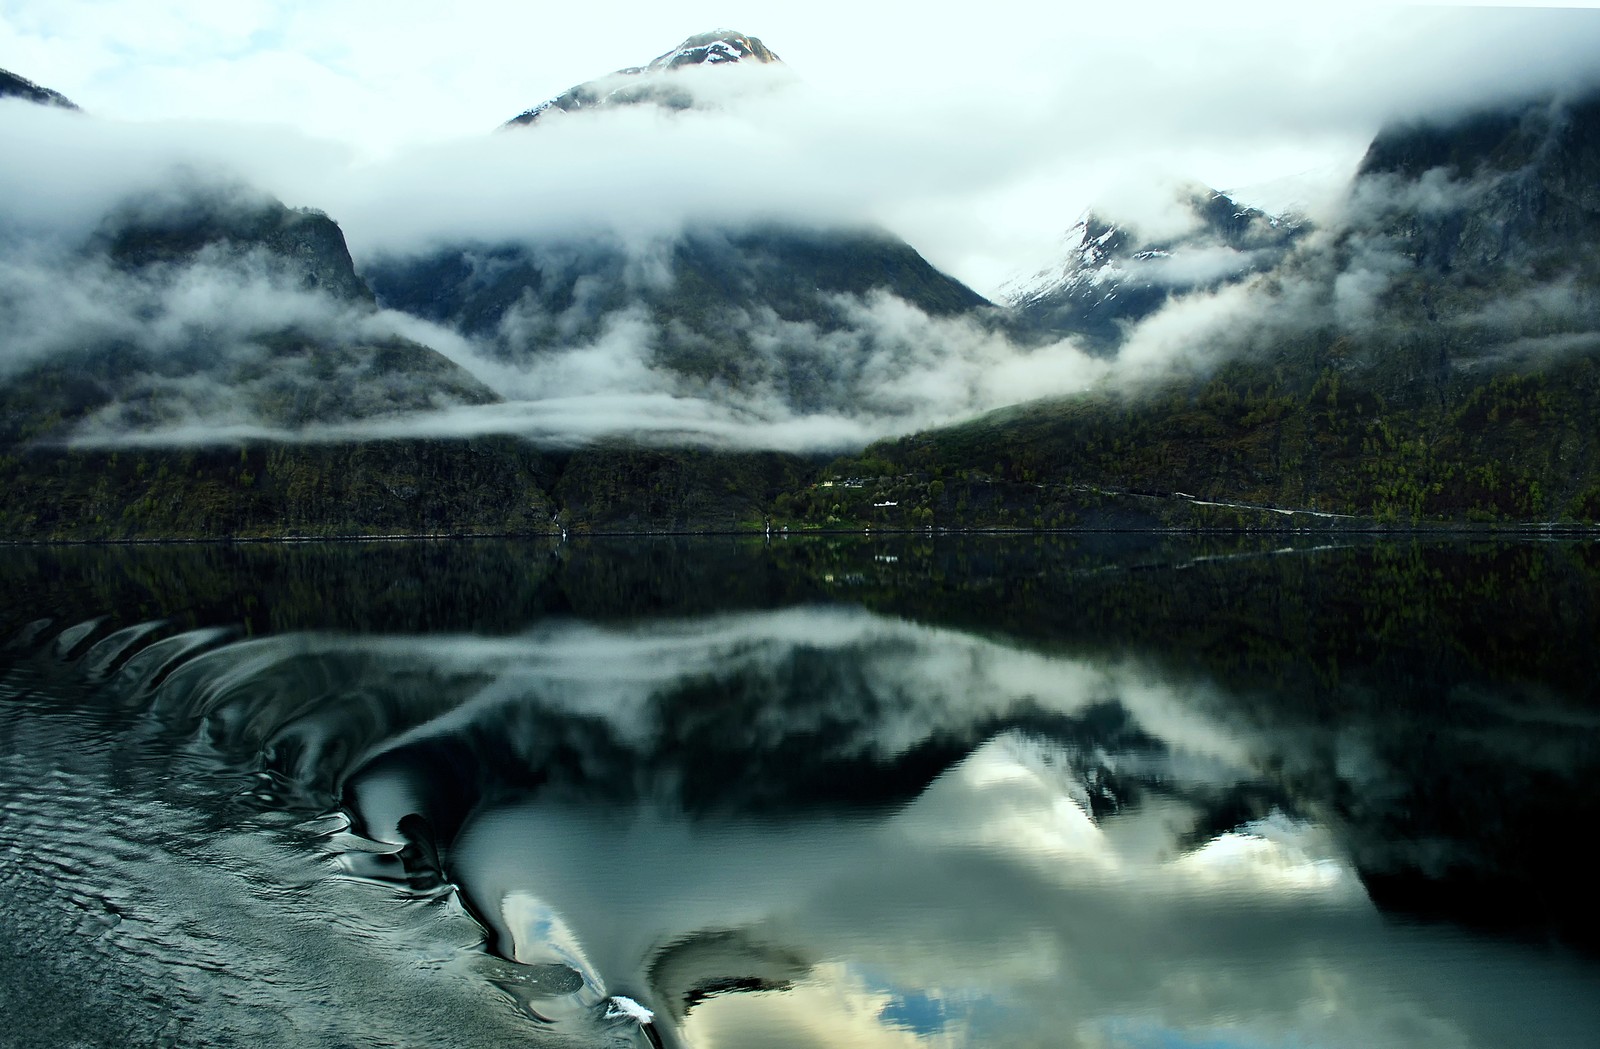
<box><xmin>3</xmin><ymin>30</ymin><xmax>1599</xmax><ymax>539</ymax></box>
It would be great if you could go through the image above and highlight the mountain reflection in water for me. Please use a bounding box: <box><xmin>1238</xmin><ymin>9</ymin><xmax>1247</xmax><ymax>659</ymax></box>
<box><xmin>2</xmin><ymin>536</ymin><xmax>1599</xmax><ymax>1048</ymax></box>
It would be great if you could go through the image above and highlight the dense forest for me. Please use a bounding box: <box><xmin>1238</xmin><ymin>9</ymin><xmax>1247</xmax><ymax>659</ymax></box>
<box><xmin>804</xmin><ymin>347</ymin><xmax>1600</xmax><ymax>532</ymax></box>
<box><xmin>7</xmin><ymin>340</ymin><xmax>1600</xmax><ymax>541</ymax></box>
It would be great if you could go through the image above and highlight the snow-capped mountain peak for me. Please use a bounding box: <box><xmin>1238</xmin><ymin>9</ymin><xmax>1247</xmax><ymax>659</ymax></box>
<box><xmin>1000</xmin><ymin>215</ymin><xmax>1130</xmax><ymax>311</ymax></box>
<box><xmin>504</xmin><ymin>29</ymin><xmax>782</xmax><ymax>128</ymax></box>
<box><xmin>646</xmin><ymin>29</ymin><xmax>782</xmax><ymax>71</ymax></box>
<box><xmin>1001</xmin><ymin>187</ymin><xmax>1306</xmax><ymax>353</ymax></box>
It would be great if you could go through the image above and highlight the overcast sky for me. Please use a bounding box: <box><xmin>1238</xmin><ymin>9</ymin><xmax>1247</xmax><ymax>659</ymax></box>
<box><xmin>5</xmin><ymin>1</ymin><xmax>1600</xmax><ymax>292</ymax></box>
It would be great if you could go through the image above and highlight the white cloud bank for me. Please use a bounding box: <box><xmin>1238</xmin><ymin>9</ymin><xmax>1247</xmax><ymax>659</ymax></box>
<box><xmin>4</xmin><ymin>5</ymin><xmax>1600</xmax><ymax>451</ymax></box>
<box><xmin>9</xmin><ymin>4</ymin><xmax>1600</xmax><ymax>285</ymax></box>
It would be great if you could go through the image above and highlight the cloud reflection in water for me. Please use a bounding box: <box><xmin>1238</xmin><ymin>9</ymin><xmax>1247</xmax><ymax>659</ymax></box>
<box><xmin>190</xmin><ymin>608</ymin><xmax>1579</xmax><ymax>1049</ymax></box>
<box><xmin>36</xmin><ymin>601</ymin><xmax>1597</xmax><ymax>1049</ymax></box>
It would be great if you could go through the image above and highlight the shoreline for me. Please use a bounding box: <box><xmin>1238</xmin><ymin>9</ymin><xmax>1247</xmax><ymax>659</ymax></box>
<box><xmin>4</xmin><ymin>521</ymin><xmax>1599</xmax><ymax>548</ymax></box>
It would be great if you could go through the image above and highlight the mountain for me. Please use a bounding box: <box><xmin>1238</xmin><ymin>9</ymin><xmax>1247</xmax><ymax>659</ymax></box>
<box><xmin>365</xmin><ymin>225</ymin><xmax>990</xmax><ymax>414</ymax></box>
<box><xmin>0</xmin><ymin>66</ymin><xmax>78</xmax><ymax>109</ymax></box>
<box><xmin>0</xmin><ymin>46</ymin><xmax>830</xmax><ymax>540</ymax></box>
<box><xmin>838</xmin><ymin>88</ymin><xmax>1600</xmax><ymax>529</ymax></box>
<box><xmin>1003</xmin><ymin>185</ymin><xmax>1305</xmax><ymax>354</ymax></box>
<box><xmin>1338</xmin><ymin>88</ymin><xmax>1600</xmax><ymax>383</ymax></box>
<box><xmin>367</xmin><ymin>30</ymin><xmax>995</xmax><ymax>419</ymax></box>
<box><xmin>6</xmin><ymin>51</ymin><xmax>1599</xmax><ymax>539</ymax></box>
<box><xmin>95</xmin><ymin>180</ymin><xmax>377</xmax><ymax>303</ymax></box>
<box><xmin>1353</xmin><ymin>89</ymin><xmax>1600</xmax><ymax>271</ymax></box>
<box><xmin>1289</xmin><ymin>85</ymin><xmax>1600</xmax><ymax>424</ymax></box>
<box><xmin>503</xmin><ymin>29</ymin><xmax>782</xmax><ymax>127</ymax></box>
<box><xmin>0</xmin><ymin>180</ymin><xmax>496</xmax><ymax>447</ymax></box>
<box><xmin>0</xmin><ymin>169</ymin><xmax>573</xmax><ymax>542</ymax></box>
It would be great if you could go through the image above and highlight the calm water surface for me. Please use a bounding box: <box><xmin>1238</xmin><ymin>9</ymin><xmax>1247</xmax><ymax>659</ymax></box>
<box><xmin>2</xmin><ymin>535</ymin><xmax>1598</xmax><ymax>1048</ymax></box>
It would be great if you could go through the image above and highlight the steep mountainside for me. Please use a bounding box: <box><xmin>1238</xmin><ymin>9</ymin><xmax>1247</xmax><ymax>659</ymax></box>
<box><xmin>4</xmin><ymin>54</ymin><xmax>1598</xmax><ymax>538</ymax></box>
<box><xmin>0</xmin><ymin>181</ymin><xmax>496</xmax><ymax>447</ymax></box>
<box><xmin>365</xmin><ymin>225</ymin><xmax>990</xmax><ymax>411</ymax></box>
<box><xmin>1295</xmin><ymin>85</ymin><xmax>1600</xmax><ymax>420</ymax></box>
<box><xmin>367</xmin><ymin>30</ymin><xmax>995</xmax><ymax>417</ymax></box>
<box><xmin>0</xmin><ymin>66</ymin><xmax>78</xmax><ymax>109</ymax></box>
<box><xmin>503</xmin><ymin>30</ymin><xmax>782</xmax><ymax>127</ymax></box>
<box><xmin>842</xmin><ymin>88</ymin><xmax>1600</xmax><ymax>528</ymax></box>
<box><xmin>95</xmin><ymin>183</ymin><xmax>376</xmax><ymax>303</ymax></box>
<box><xmin>1003</xmin><ymin>185</ymin><xmax>1305</xmax><ymax>353</ymax></box>
<box><xmin>1354</xmin><ymin>89</ymin><xmax>1600</xmax><ymax>269</ymax></box>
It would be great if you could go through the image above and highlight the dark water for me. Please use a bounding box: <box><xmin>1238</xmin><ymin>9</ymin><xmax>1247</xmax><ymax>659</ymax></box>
<box><xmin>3</xmin><ymin>535</ymin><xmax>1599</xmax><ymax>1048</ymax></box>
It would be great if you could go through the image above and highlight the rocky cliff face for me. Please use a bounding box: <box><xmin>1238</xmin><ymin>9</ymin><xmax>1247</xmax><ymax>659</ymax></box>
<box><xmin>1004</xmin><ymin>185</ymin><xmax>1305</xmax><ymax>354</ymax></box>
<box><xmin>1353</xmin><ymin>88</ymin><xmax>1600</xmax><ymax>273</ymax></box>
<box><xmin>96</xmin><ymin>181</ymin><xmax>377</xmax><ymax>303</ymax></box>
<box><xmin>1324</xmin><ymin>86</ymin><xmax>1600</xmax><ymax>406</ymax></box>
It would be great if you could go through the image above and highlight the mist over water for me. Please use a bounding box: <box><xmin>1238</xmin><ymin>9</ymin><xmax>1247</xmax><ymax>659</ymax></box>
<box><xmin>3</xmin><ymin>536</ymin><xmax>1599</xmax><ymax>1048</ymax></box>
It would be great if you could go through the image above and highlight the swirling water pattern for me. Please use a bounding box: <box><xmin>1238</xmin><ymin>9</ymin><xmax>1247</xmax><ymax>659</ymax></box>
<box><xmin>3</xmin><ymin>538</ymin><xmax>1599</xmax><ymax>1049</ymax></box>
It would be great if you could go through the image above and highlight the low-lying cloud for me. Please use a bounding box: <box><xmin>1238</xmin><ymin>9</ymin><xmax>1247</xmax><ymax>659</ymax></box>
<box><xmin>0</xmin><ymin>243</ymin><xmax>361</xmax><ymax>379</ymax></box>
<box><xmin>1</xmin><ymin>215</ymin><xmax>1116</xmax><ymax>451</ymax></box>
<box><xmin>6</xmin><ymin>9</ymin><xmax>1600</xmax><ymax>454</ymax></box>
<box><xmin>0</xmin><ymin>239</ymin><xmax>495</xmax><ymax>444</ymax></box>
<box><xmin>81</xmin><ymin>290</ymin><xmax>1112</xmax><ymax>453</ymax></box>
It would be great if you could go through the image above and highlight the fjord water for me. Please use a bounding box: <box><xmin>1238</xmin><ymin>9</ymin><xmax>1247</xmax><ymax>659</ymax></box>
<box><xmin>3</xmin><ymin>537</ymin><xmax>1599</xmax><ymax>1049</ymax></box>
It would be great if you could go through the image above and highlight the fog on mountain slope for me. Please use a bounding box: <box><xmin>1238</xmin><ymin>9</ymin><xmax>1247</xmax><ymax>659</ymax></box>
<box><xmin>0</xmin><ymin>44</ymin><xmax>1114</xmax><ymax>451</ymax></box>
<box><xmin>503</xmin><ymin>30</ymin><xmax>786</xmax><ymax>128</ymax></box>
<box><xmin>1013</xmin><ymin>84</ymin><xmax>1600</xmax><ymax>382</ymax></box>
<box><xmin>246</xmin><ymin>30</ymin><xmax>1132</xmax><ymax>450</ymax></box>
<box><xmin>3</xmin><ymin>41</ymin><xmax>1600</xmax><ymax>454</ymax></box>
<box><xmin>0</xmin><ymin>166</ymin><xmax>496</xmax><ymax>446</ymax></box>
<box><xmin>1335</xmin><ymin>89</ymin><xmax>1600</xmax><ymax>351</ymax></box>
<box><xmin>1003</xmin><ymin>183</ymin><xmax>1309</xmax><ymax>356</ymax></box>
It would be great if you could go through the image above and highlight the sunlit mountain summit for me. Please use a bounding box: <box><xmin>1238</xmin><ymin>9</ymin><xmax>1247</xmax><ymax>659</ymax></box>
<box><xmin>504</xmin><ymin>29</ymin><xmax>783</xmax><ymax>127</ymax></box>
